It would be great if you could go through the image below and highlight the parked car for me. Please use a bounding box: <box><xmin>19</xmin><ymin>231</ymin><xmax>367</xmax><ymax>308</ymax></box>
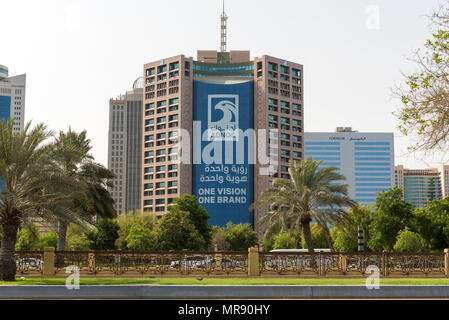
<box><xmin>265</xmin><ymin>249</ymin><xmax>334</xmax><ymax>269</ymax></box>
<box><xmin>170</xmin><ymin>256</ymin><xmax>244</xmax><ymax>270</ymax></box>
<box><xmin>16</xmin><ymin>258</ymin><xmax>43</xmax><ymax>268</ymax></box>
<box><xmin>170</xmin><ymin>256</ymin><xmax>214</xmax><ymax>269</ymax></box>
<box><xmin>218</xmin><ymin>257</ymin><xmax>243</xmax><ymax>269</ymax></box>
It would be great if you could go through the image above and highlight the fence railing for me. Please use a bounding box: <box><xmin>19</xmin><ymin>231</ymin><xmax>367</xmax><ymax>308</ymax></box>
<box><xmin>259</xmin><ymin>251</ymin><xmax>447</xmax><ymax>277</ymax></box>
<box><xmin>13</xmin><ymin>247</ymin><xmax>449</xmax><ymax>277</ymax></box>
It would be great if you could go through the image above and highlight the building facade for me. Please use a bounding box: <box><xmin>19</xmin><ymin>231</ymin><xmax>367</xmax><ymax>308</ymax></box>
<box><xmin>141</xmin><ymin>51</ymin><xmax>304</xmax><ymax>234</ymax></box>
<box><xmin>304</xmin><ymin>128</ymin><xmax>395</xmax><ymax>206</ymax></box>
<box><xmin>108</xmin><ymin>79</ymin><xmax>143</xmax><ymax>214</ymax></box>
<box><xmin>0</xmin><ymin>64</ymin><xmax>25</xmax><ymax>131</ymax></box>
<box><xmin>395</xmin><ymin>165</ymin><xmax>449</xmax><ymax>208</ymax></box>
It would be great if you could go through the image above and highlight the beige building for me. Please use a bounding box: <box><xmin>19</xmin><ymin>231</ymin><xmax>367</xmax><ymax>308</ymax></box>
<box><xmin>140</xmin><ymin>7</ymin><xmax>303</xmax><ymax>236</ymax></box>
<box><xmin>395</xmin><ymin>165</ymin><xmax>449</xmax><ymax>208</ymax></box>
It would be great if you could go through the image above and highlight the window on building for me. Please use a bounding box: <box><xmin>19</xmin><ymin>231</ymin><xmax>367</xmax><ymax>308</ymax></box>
<box><xmin>146</xmin><ymin>68</ymin><xmax>155</xmax><ymax>76</ymax></box>
<box><xmin>157</xmin><ymin>65</ymin><xmax>167</xmax><ymax>73</ymax></box>
<box><xmin>169</xmin><ymin>62</ymin><xmax>179</xmax><ymax>71</ymax></box>
<box><xmin>268</xmin><ymin>62</ymin><xmax>278</xmax><ymax>71</ymax></box>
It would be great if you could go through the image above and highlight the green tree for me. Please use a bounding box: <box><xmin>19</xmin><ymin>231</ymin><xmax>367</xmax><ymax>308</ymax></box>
<box><xmin>367</xmin><ymin>188</ymin><xmax>415</xmax><ymax>251</ymax></box>
<box><xmin>414</xmin><ymin>197</ymin><xmax>449</xmax><ymax>250</ymax></box>
<box><xmin>301</xmin><ymin>223</ymin><xmax>329</xmax><ymax>249</ymax></box>
<box><xmin>116</xmin><ymin>210</ymin><xmax>157</xmax><ymax>250</ymax></box>
<box><xmin>125</xmin><ymin>224</ymin><xmax>157</xmax><ymax>251</ymax></box>
<box><xmin>86</xmin><ymin>219</ymin><xmax>120</xmax><ymax>250</ymax></box>
<box><xmin>331</xmin><ymin>228</ymin><xmax>358</xmax><ymax>252</ymax></box>
<box><xmin>394</xmin><ymin>2</ymin><xmax>449</xmax><ymax>151</ymax></box>
<box><xmin>261</xmin><ymin>235</ymin><xmax>275</xmax><ymax>252</ymax></box>
<box><xmin>0</xmin><ymin>119</ymin><xmax>80</xmax><ymax>280</ymax></box>
<box><xmin>38</xmin><ymin>233</ymin><xmax>58</xmax><ymax>249</ymax></box>
<box><xmin>393</xmin><ymin>228</ymin><xmax>423</xmax><ymax>252</ymax></box>
<box><xmin>51</xmin><ymin>128</ymin><xmax>93</xmax><ymax>250</ymax></box>
<box><xmin>332</xmin><ymin>205</ymin><xmax>374</xmax><ymax>251</ymax></box>
<box><xmin>167</xmin><ymin>194</ymin><xmax>211</xmax><ymax>246</ymax></box>
<box><xmin>50</xmin><ymin>129</ymin><xmax>116</xmax><ymax>250</ymax></box>
<box><xmin>15</xmin><ymin>223</ymin><xmax>40</xmax><ymax>251</ymax></box>
<box><xmin>224</xmin><ymin>222</ymin><xmax>258</xmax><ymax>251</ymax></box>
<box><xmin>210</xmin><ymin>226</ymin><xmax>230</xmax><ymax>251</ymax></box>
<box><xmin>156</xmin><ymin>210</ymin><xmax>205</xmax><ymax>251</ymax></box>
<box><xmin>66</xmin><ymin>223</ymin><xmax>92</xmax><ymax>251</ymax></box>
<box><xmin>272</xmin><ymin>232</ymin><xmax>302</xmax><ymax>249</ymax></box>
<box><xmin>253</xmin><ymin>159</ymin><xmax>357</xmax><ymax>252</ymax></box>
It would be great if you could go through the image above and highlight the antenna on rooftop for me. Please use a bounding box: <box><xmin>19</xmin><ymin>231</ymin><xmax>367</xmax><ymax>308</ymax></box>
<box><xmin>203</xmin><ymin>1</ymin><xmax>230</xmax><ymax>64</ymax></box>
<box><xmin>220</xmin><ymin>0</ymin><xmax>228</xmax><ymax>53</ymax></box>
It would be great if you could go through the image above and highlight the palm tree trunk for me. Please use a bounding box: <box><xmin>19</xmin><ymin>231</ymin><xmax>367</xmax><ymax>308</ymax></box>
<box><xmin>0</xmin><ymin>220</ymin><xmax>20</xmax><ymax>281</ymax></box>
<box><xmin>57</xmin><ymin>221</ymin><xmax>68</xmax><ymax>251</ymax></box>
<box><xmin>286</xmin><ymin>223</ymin><xmax>296</xmax><ymax>248</ymax></box>
<box><xmin>301</xmin><ymin>220</ymin><xmax>314</xmax><ymax>252</ymax></box>
<box><xmin>324</xmin><ymin>228</ymin><xmax>334</xmax><ymax>251</ymax></box>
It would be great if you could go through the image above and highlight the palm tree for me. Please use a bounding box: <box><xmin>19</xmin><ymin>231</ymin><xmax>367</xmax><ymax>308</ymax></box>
<box><xmin>253</xmin><ymin>158</ymin><xmax>357</xmax><ymax>252</ymax></box>
<box><xmin>50</xmin><ymin>129</ymin><xmax>116</xmax><ymax>250</ymax></box>
<box><xmin>0</xmin><ymin>120</ymin><xmax>82</xmax><ymax>280</ymax></box>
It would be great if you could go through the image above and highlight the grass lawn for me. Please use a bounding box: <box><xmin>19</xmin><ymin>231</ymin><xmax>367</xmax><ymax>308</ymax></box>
<box><xmin>0</xmin><ymin>277</ymin><xmax>449</xmax><ymax>285</ymax></box>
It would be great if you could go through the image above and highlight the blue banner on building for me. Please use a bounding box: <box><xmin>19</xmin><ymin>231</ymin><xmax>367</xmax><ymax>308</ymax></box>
<box><xmin>193</xmin><ymin>80</ymin><xmax>254</xmax><ymax>227</ymax></box>
<box><xmin>0</xmin><ymin>96</ymin><xmax>11</xmax><ymax>122</ymax></box>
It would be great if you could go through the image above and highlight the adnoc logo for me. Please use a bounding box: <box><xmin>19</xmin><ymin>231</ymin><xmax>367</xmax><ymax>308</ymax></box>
<box><xmin>207</xmin><ymin>94</ymin><xmax>239</xmax><ymax>141</ymax></box>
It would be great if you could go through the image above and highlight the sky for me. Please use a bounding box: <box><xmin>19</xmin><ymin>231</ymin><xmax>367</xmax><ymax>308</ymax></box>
<box><xmin>2</xmin><ymin>0</ymin><xmax>447</xmax><ymax>169</ymax></box>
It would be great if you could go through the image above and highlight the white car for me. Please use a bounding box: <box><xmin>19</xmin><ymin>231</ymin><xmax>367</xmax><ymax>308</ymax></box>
<box><xmin>170</xmin><ymin>256</ymin><xmax>214</xmax><ymax>269</ymax></box>
<box><xmin>16</xmin><ymin>258</ymin><xmax>43</xmax><ymax>268</ymax></box>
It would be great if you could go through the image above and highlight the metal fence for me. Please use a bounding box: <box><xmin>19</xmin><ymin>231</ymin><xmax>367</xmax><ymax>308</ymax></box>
<box><xmin>259</xmin><ymin>252</ymin><xmax>446</xmax><ymax>277</ymax></box>
<box><xmin>13</xmin><ymin>249</ymin><xmax>448</xmax><ymax>278</ymax></box>
<box><xmin>14</xmin><ymin>251</ymin><xmax>44</xmax><ymax>276</ymax></box>
<box><xmin>52</xmin><ymin>251</ymin><xmax>248</xmax><ymax>277</ymax></box>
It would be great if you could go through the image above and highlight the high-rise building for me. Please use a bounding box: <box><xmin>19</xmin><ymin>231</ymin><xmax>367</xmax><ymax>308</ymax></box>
<box><xmin>0</xmin><ymin>65</ymin><xmax>49</xmax><ymax>232</ymax></box>
<box><xmin>141</xmin><ymin>6</ymin><xmax>304</xmax><ymax>235</ymax></box>
<box><xmin>395</xmin><ymin>165</ymin><xmax>449</xmax><ymax>208</ymax></box>
<box><xmin>0</xmin><ymin>64</ymin><xmax>26</xmax><ymax>130</ymax></box>
<box><xmin>304</xmin><ymin>128</ymin><xmax>395</xmax><ymax>206</ymax></box>
<box><xmin>108</xmin><ymin>78</ymin><xmax>143</xmax><ymax>214</ymax></box>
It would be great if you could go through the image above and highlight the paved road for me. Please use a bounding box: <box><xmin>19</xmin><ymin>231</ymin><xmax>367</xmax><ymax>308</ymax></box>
<box><xmin>0</xmin><ymin>285</ymin><xmax>449</xmax><ymax>299</ymax></box>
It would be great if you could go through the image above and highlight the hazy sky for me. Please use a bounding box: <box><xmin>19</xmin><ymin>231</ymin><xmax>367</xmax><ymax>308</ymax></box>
<box><xmin>2</xmin><ymin>0</ymin><xmax>447</xmax><ymax>169</ymax></box>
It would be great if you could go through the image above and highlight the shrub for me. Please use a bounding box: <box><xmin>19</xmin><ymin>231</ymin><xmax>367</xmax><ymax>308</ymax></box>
<box><xmin>125</xmin><ymin>223</ymin><xmax>157</xmax><ymax>251</ymax></box>
<box><xmin>86</xmin><ymin>219</ymin><xmax>120</xmax><ymax>250</ymax></box>
<box><xmin>224</xmin><ymin>223</ymin><xmax>258</xmax><ymax>251</ymax></box>
<box><xmin>210</xmin><ymin>226</ymin><xmax>230</xmax><ymax>251</ymax></box>
<box><xmin>38</xmin><ymin>233</ymin><xmax>58</xmax><ymax>249</ymax></box>
<box><xmin>393</xmin><ymin>228</ymin><xmax>423</xmax><ymax>252</ymax></box>
<box><xmin>272</xmin><ymin>232</ymin><xmax>302</xmax><ymax>249</ymax></box>
<box><xmin>116</xmin><ymin>211</ymin><xmax>157</xmax><ymax>250</ymax></box>
<box><xmin>331</xmin><ymin>228</ymin><xmax>358</xmax><ymax>252</ymax></box>
<box><xmin>66</xmin><ymin>223</ymin><xmax>92</xmax><ymax>251</ymax></box>
<box><xmin>15</xmin><ymin>223</ymin><xmax>40</xmax><ymax>251</ymax></box>
<box><xmin>301</xmin><ymin>223</ymin><xmax>329</xmax><ymax>249</ymax></box>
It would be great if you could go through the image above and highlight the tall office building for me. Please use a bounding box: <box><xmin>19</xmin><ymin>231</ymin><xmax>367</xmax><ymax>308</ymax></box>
<box><xmin>395</xmin><ymin>165</ymin><xmax>449</xmax><ymax>208</ymax></box>
<box><xmin>304</xmin><ymin>127</ymin><xmax>395</xmax><ymax>206</ymax></box>
<box><xmin>0</xmin><ymin>65</ymin><xmax>50</xmax><ymax>232</ymax></box>
<box><xmin>141</xmin><ymin>6</ymin><xmax>304</xmax><ymax>234</ymax></box>
<box><xmin>0</xmin><ymin>64</ymin><xmax>25</xmax><ymax>130</ymax></box>
<box><xmin>108</xmin><ymin>78</ymin><xmax>143</xmax><ymax>214</ymax></box>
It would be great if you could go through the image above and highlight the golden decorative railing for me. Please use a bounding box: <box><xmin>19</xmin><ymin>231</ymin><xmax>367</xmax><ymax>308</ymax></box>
<box><xmin>14</xmin><ymin>251</ymin><xmax>44</xmax><ymax>276</ymax></box>
<box><xmin>259</xmin><ymin>251</ymin><xmax>446</xmax><ymax>277</ymax></box>
<box><xmin>51</xmin><ymin>251</ymin><xmax>248</xmax><ymax>277</ymax></box>
<box><xmin>12</xmin><ymin>249</ymin><xmax>449</xmax><ymax>278</ymax></box>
